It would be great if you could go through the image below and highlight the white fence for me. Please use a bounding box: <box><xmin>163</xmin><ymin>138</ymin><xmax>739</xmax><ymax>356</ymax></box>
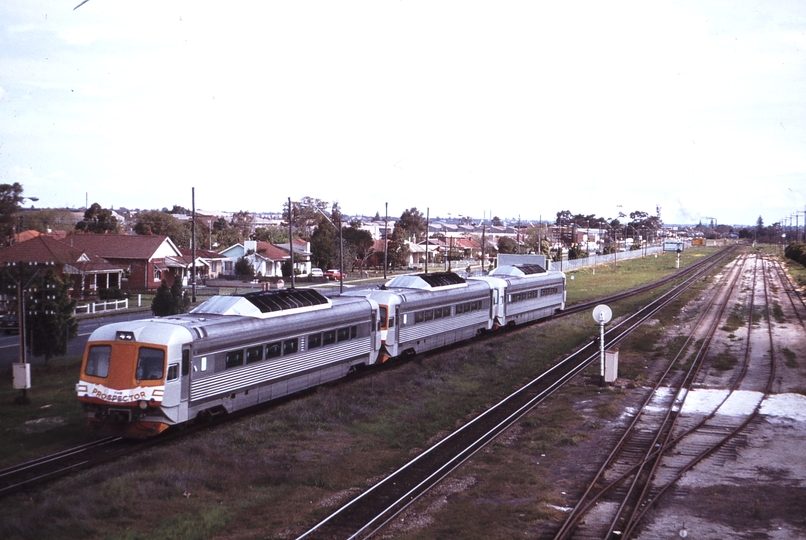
<box><xmin>549</xmin><ymin>245</ymin><xmax>666</xmax><ymax>272</ymax></box>
<box><xmin>74</xmin><ymin>298</ymin><xmax>129</xmax><ymax>316</ymax></box>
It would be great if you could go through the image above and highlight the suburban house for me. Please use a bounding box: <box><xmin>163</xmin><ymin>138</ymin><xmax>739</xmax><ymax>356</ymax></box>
<box><xmin>0</xmin><ymin>234</ymin><xmax>123</xmax><ymax>301</ymax></box>
<box><xmin>219</xmin><ymin>239</ymin><xmax>312</xmax><ymax>277</ymax></box>
<box><xmin>176</xmin><ymin>248</ymin><xmax>228</xmax><ymax>283</ymax></box>
<box><xmin>64</xmin><ymin>234</ymin><xmax>184</xmax><ymax>291</ymax></box>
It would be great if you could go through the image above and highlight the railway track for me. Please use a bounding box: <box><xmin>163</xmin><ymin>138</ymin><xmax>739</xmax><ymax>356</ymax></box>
<box><xmin>0</xmin><ymin>247</ymin><xmax>736</xmax><ymax>507</ymax></box>
<box><xmin>295</xmin><ymin>249</ymin><xmax>738</xmax><ymax>539</ymax></box>
<box><xmin>552</xmin><ymin>253</ymin><xmax>783</xmax><ymax>539</ymax></box>
<box><xmin>0</xmin><ymin>437</ymin><xmax>130</xmax><ymax>497</ymax></box>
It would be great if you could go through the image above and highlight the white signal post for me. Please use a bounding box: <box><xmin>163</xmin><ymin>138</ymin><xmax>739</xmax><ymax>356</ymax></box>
<box><xmin>592</xmin><ymin>304</ymin><xmax>612</xmax><ymax>386</ymax></box>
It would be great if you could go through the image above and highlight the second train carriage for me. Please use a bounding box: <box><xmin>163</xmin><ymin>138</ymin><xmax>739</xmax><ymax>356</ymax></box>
<box><xmin>344</xmin><ymin>272</ymin><xmax>494</xmax><ymax>359</ymax></box>
<box><xmin>77</xmin><ymin>289</ymin><xmax>381</xmax><ymax>437</ymax></box>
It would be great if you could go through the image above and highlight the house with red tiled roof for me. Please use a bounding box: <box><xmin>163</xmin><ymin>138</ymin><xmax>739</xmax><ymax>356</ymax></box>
<box><xmin>64</xmin><ymin>234</ymin><xmax>183</xmax><ymax>291</ymax></box>
<box><xmin>0</xmin><ymin>235</ymin><xmax>123</xmax><ymax>300</ymax></box>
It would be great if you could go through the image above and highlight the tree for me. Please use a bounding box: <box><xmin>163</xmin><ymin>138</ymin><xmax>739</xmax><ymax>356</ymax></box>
<box><xmin>16</xmin><ymin>209</ymin><xmax>77</xmax><ymax>235</ymax></box>
<box><xmin>230</xmin><ymin>211</ymin><xmax>256</xmax><ymax>239</ymax></box>
<box><xmin>151</xmin><ymin>279</ymin><xmax>190</xmax><ymax>316</ymax></box>
<box><xmin>234</xmin><ymin>257</ymin><xmax>255</xmax><ymax>279</ymax></box>
<box><xmin>253</xmin><ymin>225</ymin><xmax>288</xmax><ymax>244</ymax></box>
<box><xmin>135</xmin><ymin>210</ymin><xmax>183</xmax><ymax>238</ymax></box>
<box><xmin>75</xmin><ymin>203</ymin><xmax>120</xmax><ymax>234</ymax></box>
<box><xmin>151</xmin><ymin>280</ymin><xmax>174</xmax><ymax>316</ymax></box>
<box><xmin>386</xmin><ymin>226</ymin><xmax>411</xmax><ymax>268</ymax></box>
<box><xmin>627</xmin><ymin>210</ymin><xmax>662</xmax><ymax>243</ymax></box>
<box><xmin>343</xmin><ymin>226</ymin><xmax>374</xmax><ymax>272</ymax></box>
<box><xmin>396</xmin><ymin>208</ymin><xmax>427</xmax><ymax>242</ymax></box>
<box><xmin>283</xmin><ymin>197</ymin><xmax>330</xmax><ymax>238</ymax></box>
<box><xmin>310</xmin><ymin>213</ymin><xmax>338</xmax><ymax>269</ymax></box>
<box><xmin>0</xmin><ymin>182</ymin><xmax>24</xmax><ymax>245</ymax></box>
<box><xmin>491</xmin><ymin>216</ymin><xmax>503</xmax><ymax>227</ymax></box>
<box><xmin>26</xmin><ymin>269</ymin><xmax>78</xmax><ymax>363</ymax></box>
<box><xmin>170</xmin><ymin>278</ymin><xmax>191</xmax><ymax>313</ymax></box>
<box><xmin>497</xmin><ymin>236</ymin><xmax>518</xmax><ymax>254</ymax></box>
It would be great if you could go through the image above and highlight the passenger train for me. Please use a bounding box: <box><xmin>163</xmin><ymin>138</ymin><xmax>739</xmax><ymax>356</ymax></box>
<box><xmin>76</xmin><ymin>266</ymin><xmax>565</xmax><ymax>437</ymax></box>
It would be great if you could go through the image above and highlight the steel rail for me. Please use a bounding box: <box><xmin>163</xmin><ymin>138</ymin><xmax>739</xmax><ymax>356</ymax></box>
<box><xmin>552</xmin><ymin>253</ymin><xmax>747</xmax><ymax>540</ymax></box>
<box><xmin>620</xmin><ymin>254</ymin><xmax>779</xmax><ymax>538</ymax></box>
<box><xmin>297</xmin><ymin>248</ymin><xmax>737</xmax><ymax>539</ymax></box>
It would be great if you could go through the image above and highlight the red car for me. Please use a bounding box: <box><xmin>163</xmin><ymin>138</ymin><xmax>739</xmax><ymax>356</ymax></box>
<box><xmin>324</xmin><ymin>269</ymin><xmax>342</xmax><ymax>281</ymax></box>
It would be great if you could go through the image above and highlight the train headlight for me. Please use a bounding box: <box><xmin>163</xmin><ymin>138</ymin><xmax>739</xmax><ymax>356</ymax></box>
<box><xmin>138</xmin><ymin>400</ymin><xmax>149</xmax><ymax>410</ymax></box>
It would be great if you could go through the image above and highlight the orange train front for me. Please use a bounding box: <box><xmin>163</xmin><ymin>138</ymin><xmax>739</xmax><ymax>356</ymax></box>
<box><xmin>76</xmin><ymin>322</ymin><xmax>194</xmax><ymax>438</ymax></box>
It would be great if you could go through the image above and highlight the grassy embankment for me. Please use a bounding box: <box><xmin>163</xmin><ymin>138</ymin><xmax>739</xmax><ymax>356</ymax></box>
<box><xmin>0</xmin><ymin>247</ymin><xmax>730</xmax><ymax>540</ymax></box>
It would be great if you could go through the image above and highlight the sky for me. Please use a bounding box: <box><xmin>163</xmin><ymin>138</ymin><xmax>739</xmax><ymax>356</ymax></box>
<box><xmin>1</xmin><ymin>1</ymin><xmax>805</xmax><ymax>226</ymax></box>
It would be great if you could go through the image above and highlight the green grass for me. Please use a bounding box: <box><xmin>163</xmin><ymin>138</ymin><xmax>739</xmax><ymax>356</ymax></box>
<box><xmin>564</xmin><ymin>247</ymin><xmax>722</xmax><ymax>305</ymax></box>
<box><xmin>0</xmin><ymin>245</ymin><xmax>738</xmax><ymax>540</ymax></box>
<box><xmin>0</xmin><ymin>355</ymin><xmax>96</xmax><ymax>468</ymax></box>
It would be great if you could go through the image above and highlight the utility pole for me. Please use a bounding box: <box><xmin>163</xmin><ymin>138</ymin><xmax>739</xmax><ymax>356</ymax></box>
<box><xmin>288</xmin><ymin>197</ymin><xmax>295</xmax><ymax>289</ymax></box>
<box><xmin>425</xmin><ymin>208</ymin><xmax>429</xmax><ymax>274</ymax></box>
<box><xmin>5</xmin><ymin>261</ymin><xmax>52</xmax><ymax>404</ymax></box>
<box><xmin>191</xmin><ymin>187</ymin><xmax>196</xmax><ymax>303</ymax></box>
<box><xmin>383</xmin><ymin>202</ymin><xmax>388</xmax><ymax>279</ymax></box>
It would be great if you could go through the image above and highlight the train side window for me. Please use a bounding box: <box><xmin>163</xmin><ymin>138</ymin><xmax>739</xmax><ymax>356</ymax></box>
<box><xmin>455</xmin><ymin>304</ymin><xmax>464</xmax><ymax>314</ymax></box>
<box><xmin>137</xmin><ymin>347</ymin><xmax>165</xmax><ymax>380</ymax></box>
<box><xmin>85</xmin><ymin>345</ymin><xmax>112</xmax><ymax>378</ymax></box>
<box><xmin>309</xmin><ymin>333</ymin><xmax>322</xmax><ymax>349</ymax></box>
<box><xmin>351</xmin><ymin>325</ymin><xmax>357</xmax><ymax>339</ymax></box>
<box><xmin>323</xmin><ymin>330</ymin><xmax>336</xmax><ymax>345</ymax></box>
<box><xmin>182</xmin><ymin>349</ymin><xmax>190</xmax><ymax>376</ymax></box>
<box><xmin>414</xmin><ymin>311</ymin><xmax>425</xmax><ymax>324</ymax></box>
<box><xmin>443</xmin><ymin>306</ymin><xmax>451</xmax><ymax>318</ymax></box>
<box><xmin>167</xmin><ymin>363</ymin><xmax>179</xmax><ymax>381</ymax></box>
<box><xmin>246</xmin><ymin>345</ymin><xmax>263</xmax><ymax>364</ymax></box>
<box><xmin>424</xmin><ymin>310</ymin><xmax>434</xmax><ymax>322</ymax></box>
<box><xmin>266</xmin><ymin>342</ymin><xmax>282</xmax><ymax>359</ymax></box>
<box><xmin>388</xmin><ymin>316</ymin><xmax>395</xmax><ymax>328</ymax></box>
<box><xmin>225</xmin><ymin>350</ymin><xmax>244</xmax><ymax>369</ymax></box>
<box><xmin>434</xmin><ymin>307</ymin><xmax>443</xmax><ymax>319</ymax></box>
<box><xmin>283</xmin><ymin>338</ymin><xmax>299</xmax><ymax>355</ymax></box>
<box><xmin>337</xmin><ymin>327</ymin><xmax>350</xmax><ymax>342</ymax></box>
<box><xmin>464</xmin><ymin>302</ymin><xmax>471</xmax><ymax>313</ymax></box>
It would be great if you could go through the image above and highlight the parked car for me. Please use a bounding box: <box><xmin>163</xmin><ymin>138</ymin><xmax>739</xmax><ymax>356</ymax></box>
<box><xmin>310</xmin><ymin>268</ymin><xmax>324</xmax><ymax>278</ymax></box>
<box><xmin>1</xmin><ymin>312</ymin><xmax>19</xmax><ymax>334</ymax></box>
<box><xmin>324</xmin><ymin>269</ymin><xmax>342</xmax><ymax>281</ymax></box>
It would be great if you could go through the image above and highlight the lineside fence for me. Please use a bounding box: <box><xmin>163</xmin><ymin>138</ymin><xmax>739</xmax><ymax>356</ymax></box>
<box><xmin>549</xmin><ymin>245</ymin><xmax>666</xmax><ymax>272</ymax></box>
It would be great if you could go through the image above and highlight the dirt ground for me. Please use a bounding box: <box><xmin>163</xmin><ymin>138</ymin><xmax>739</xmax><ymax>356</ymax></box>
<box><xmin>387</xmin><ymin>257</ymin><xmax>806</xmax><ymax>539</ymax></box>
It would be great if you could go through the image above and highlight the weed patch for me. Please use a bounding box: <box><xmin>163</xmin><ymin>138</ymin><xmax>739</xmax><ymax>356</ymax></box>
<box><xmin>711</xmin><ymin>352</ymin><xmax>739</xmax><ymax>371</ymax></box>
<box><xmin>722</xmin><ymin>304</ymin><xmax>746</xmax><ymax>333</ymax></box>
<box><xmin>782</xmin><ymin>348</ymin><xmax>798</xmax><ymax>368</ymax></box>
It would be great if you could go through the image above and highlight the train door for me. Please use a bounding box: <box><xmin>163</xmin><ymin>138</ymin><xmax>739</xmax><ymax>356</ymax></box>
<box><xmin>181</xmin><ymin>346</ymin><xmax>191</xmax><ymax>402</ymax></box>
<box><xmin>370</xmin><ymin>308</ymin><xmax>381</xmax><ymax>358</ymax></box>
